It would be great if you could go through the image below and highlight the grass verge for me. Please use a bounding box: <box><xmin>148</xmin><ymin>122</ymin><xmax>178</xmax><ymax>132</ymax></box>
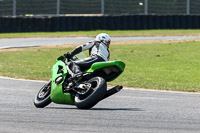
<box><xmin>1</xmin><ymin>29</ymin><xmax>200</xmax><ymax>38</ymax></box>
<box><xmin>0</xmin><ymin>41</ymin><xmax>199</xmax><ymax>92</ymax></box>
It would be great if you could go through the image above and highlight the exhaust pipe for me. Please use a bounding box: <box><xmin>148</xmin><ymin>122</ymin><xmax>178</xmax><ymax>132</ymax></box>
<box><xmin>102</xmin><ymin>85</ymin><xmax>123</xmax><ymax>100</ymax></box>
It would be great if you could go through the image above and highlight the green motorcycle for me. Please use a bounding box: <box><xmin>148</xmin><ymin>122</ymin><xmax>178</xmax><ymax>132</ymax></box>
<box><xmin>34</xmin><ymin>52</ymin><xmax>125</xmax><ymax>109</ymax></box>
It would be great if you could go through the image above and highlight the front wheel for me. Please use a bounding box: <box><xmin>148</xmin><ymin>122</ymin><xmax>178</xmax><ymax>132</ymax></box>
<box><xmin>34</xmin><ymin>81</ymin><xmax>52</xmax><ymax>108</ymax></box>
<box><xmin>75</xmin><ymin>77</ymin><xmax>107</xmax><ymax>109</ymax></box>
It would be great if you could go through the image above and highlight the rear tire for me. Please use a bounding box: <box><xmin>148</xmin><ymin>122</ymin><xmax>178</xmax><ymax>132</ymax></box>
<box><xmin>34</xmin><ymin>81</ymin><xmax>52</xmax><ymax>108</ymax></box>
<box><xmin>75</xmin><ymin>77</ymin><xmax>106</xmax><ymax>109</ymax></box>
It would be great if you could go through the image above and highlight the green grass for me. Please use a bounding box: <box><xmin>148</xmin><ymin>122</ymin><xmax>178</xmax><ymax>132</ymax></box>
<box><xmin>0</xmin><ymin>41</ymin><xmax>200</xmax><ymax>92</ymax></box>
<box><xmin>110</xmin><ymin>42</ymin><xmax>200</xmax><ymax>92</ymax></box>
<box><xmin>1</xmin><ymin>29</ymin><xmax>200</xmax><ymax>38</ymax></box>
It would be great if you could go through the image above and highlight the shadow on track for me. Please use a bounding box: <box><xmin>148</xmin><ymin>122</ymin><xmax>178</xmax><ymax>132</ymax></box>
<box><xmin>91</xmin><ymin>108</ymin><xmax>143</xmax><ymax>111</ymax></box>
<box><xmin>46</xmin><ymin>107</ymin><xmax>143</xmax><ymax>111</ymax></box>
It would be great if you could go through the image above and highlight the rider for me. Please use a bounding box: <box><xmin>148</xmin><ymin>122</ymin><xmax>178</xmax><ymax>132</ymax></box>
<box><xmin>64</xmin><ymin>33</ymin><xmax>111</xmax><ymax>77</ymax></box>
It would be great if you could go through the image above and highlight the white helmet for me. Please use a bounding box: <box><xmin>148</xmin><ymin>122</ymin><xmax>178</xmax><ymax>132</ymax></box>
<box><xmin>95</xmin><ymin>33</ymin><xmax>111</xmax><ymax>48</ymax></box>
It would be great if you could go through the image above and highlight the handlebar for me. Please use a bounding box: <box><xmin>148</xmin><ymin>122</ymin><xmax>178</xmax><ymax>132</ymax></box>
<box><xmin>57</xmin><ymin>55</ymin><xmax>78</xmax><ymax>63</ymax></box>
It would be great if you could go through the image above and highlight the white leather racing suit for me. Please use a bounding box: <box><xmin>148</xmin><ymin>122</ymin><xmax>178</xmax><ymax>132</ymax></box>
<box><xmin>70</xmin><ymin>40</ymin><xmax>110</xmax><ymax>70</ymax></box>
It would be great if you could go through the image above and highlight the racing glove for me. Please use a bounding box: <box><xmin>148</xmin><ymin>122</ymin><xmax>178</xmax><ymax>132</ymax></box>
<box><xmin>64</xmin><ymin>52</ymin><xmax>72</xmax><ymax>59</ymax></box>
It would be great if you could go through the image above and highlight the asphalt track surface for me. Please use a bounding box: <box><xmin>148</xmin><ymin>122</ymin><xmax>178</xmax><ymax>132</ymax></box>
<box><xmin>1</xmin><ymin>37</ymin><xmax>200</xmax><ymax>132</ymax></box>
<box><xmin>1</xmin><ymin>36</ymin><xmax>200</xmax><ymax>49</ymax></box>
<box><xmin>0</xmin><ymin>77</ymin><xmax>200</xmax><ymax>133</ymax></box>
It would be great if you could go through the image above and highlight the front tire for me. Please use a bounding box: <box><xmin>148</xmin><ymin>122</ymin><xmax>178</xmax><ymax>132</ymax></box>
<box><xmin>75</xmin><ymin>77</ymin><xmax>107</xmax><ymax>109</ymax></box>
<box><xmin>34</xmin><ymin>81</ymin><xmax>52</xmax><ymax>108</ymax></box>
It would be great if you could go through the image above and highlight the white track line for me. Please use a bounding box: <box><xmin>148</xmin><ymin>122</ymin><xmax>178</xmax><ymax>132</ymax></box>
<box><xmin>0</xmin><ymin>76</ymin><xmax>199</xmax><ymax>95</ymax></box>
<box><xmin>0</xmin><ymin>76</ymin><xmax>47</xmax><ymax>83</ymax></box>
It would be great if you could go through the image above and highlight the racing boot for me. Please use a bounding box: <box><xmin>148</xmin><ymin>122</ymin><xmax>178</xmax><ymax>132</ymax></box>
<box><xmin>69</xmin><ymin>62</ymin><xmax>83</xmax><ymax>79</ymax></box>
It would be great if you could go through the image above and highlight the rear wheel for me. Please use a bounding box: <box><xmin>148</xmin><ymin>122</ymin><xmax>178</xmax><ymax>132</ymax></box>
<box><xmin>34</xmin><ymin>81</ymin><xmax>52</xmax><ymax>108</ymax></box>
<box><xmin>75</xmin><ymin>77</ymin><xmax>107</xmax><ymax>109</ymax></box>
